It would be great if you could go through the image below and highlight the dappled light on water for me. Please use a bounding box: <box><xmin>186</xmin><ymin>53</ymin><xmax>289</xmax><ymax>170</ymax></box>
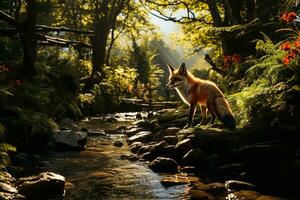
<box><xmin>43</xmin><ymin>116</ymin><xmax>188</xmax><ymax>200</ymax></box>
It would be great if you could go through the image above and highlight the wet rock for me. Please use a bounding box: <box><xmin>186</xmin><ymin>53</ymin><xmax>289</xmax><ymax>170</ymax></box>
<box><xmin>161</xmin><ymin>175</ymin><xmax>190</xmax><ymax>187</ymax></box>
<box><xmin>0</xmin><ymin>182</ymin><xmax>18</xmax><ymax>194</ymax></box>
<box><xmin>166</xmin><ymin>127</ymin><xmax>180</xmax><ymax>135</ymax></box>
<box><xmin>147</xmin><ymin>112</ymin><xmax>154</xmax><ymax>119</ymax></box>
<box><xmin>175</xmin><ymin>138</ymin><xmax>193</xmax><ymax>158</ymax></box>
<box><xmin>163</xmin><ymin>145</ymin><xmax>177</xmax><ymax>160</ymax></box>
<box><xmin>0</xmin><ymin>192</ymin><xmax>25</xmax><ymax>200</ymax></box>
<box><xmin>81</xmin><ymin>127</ymin><xmax>88</xmax><ymax>132</ymax></box>
<box><xmin>217</xmin><ymin>163</ymin><xmax>244</xmax><ymax>178</ymax></box>
<box><xmin>149</xmin><ymin>141</ymin><xmax>168</xmax><ymax>155</ymax></box>
<box><xmin>225</xmin><ymin>180</ymin><xmax>255</xmax><ymax>192</ymax></box>
<box><xmin>180</xmin><ymin>166</ymin><xmax>197</xmax><ymax>173</ymax></box>
<box><xmin>59</xmin><ymin>118</ymin><xmax>78</xmax><ymax>130</ymax></box>
<box><xmin>16</xmin><ymin>172</ymin><xmax>65</xmax><ymax>199</ymax></box>
<box><xmin>163</xmin><ymin>136</ymin><xmax>178</xmax><ymax>145</ymax></box>
<box><xmin>113</xmin><ymin>141</ymin><xmax>123</xmax><ymax>147</ymax></box>
<box><xmin>129</xmin><ymin>142</ymin><xmax>142</xmax><ymax>153</ymax></box>
<box><xmin>136</xmin><ymin>113</ymin><xmax>142</xmax><ymax>120</ymax></box>
<box><xmin>227</xmin><ymin>190</ymin><xmax>261</xmax><ymax>200</ymax></box>
<box><xmin>125</xmin><ymin>127</ymin><xmax>144</xmax><ymax>137</ymax></box>
<box><xmin>196</xmin><ymin>182</ymin><xmax>226</xmax><ymax>196</ymax></box>
<box><xmin>137</xmin><ymin>145</ymin><xmax>152</xmax><ymax>155</ymax></box>
<box><xmin>127</xmin><ymin>131</ymin><xmax>152</xmax><ymax>144</ymax></box>
<box><xmin>182</xmin><ymin>148</ymin><xmax>205</xmax><ymax>167</ymax></box>
<box><xmin>0</xmin><ymin>172</ymin><xmax>15</xmax><ymax>184</ymax></box>
<box><xmin>105</xmin><ymin>116</ymin><xmax>117</xmax><ymax>122</ymax></box>
<box><xmin>188</xmin><ymin>189</ymin><xmax>213</xmax><ymax>200</ymax></box>
<box><xmin>54</xmin><ymin>130</ymin><xmax>87</xmax><ymax>151</ymax></box>
<box><xmin>87</xmin><ymin>129</ymin><xmax>106</xmax><ymax>136</ymax></box>
<box><xmin>140</xmin><ymin>152</ymin><xmax>156</xmax><ymax>161</ymax></box>
<box><xmin>120</xmin><ymin>153</ymin><xmax>139</xmax><ymax>161</ymax></box>
<box><xmin>178</xmin><ymin>128</ymin><xmax>195</xmax><ymax>140</ymax></box>
<box><xmin>149</xmin><ymin>157</ymin><xmax>178</xmax><ymax>173</ymax></box>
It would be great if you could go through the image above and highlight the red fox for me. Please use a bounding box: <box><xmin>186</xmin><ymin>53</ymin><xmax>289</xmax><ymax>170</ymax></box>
<box><xmin>166</xmin><ymin>63</ymin><xmax>236</xmax><ymax>129</ymax></box>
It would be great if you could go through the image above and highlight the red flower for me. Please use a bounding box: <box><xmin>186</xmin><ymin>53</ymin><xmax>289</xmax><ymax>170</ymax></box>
<box><xmin>14</xmin><ymin>80</ymin><xmax>21</xmax><ymax>86</ymax></box>
<box><xmin>283</xmin><ymin>56</ymin><xmax>290</xmax><ymax>65</ymax></box>
<box><xmin>281</xmin><ymin>12</ymin><xmax>297</xmax><ymax>23</ymax></box>
<box><xmin>232</xmin><ymin>54</ymin><xmax>242</xmax><ymax>63</ymax></box>
<box><xmin>281</xmin><ymin>41</ymin><xmax>291</xmax><ymax>51</ymax></box>
<box><xmin>0</xmin><ymin>65</ymin><xmax>9</xmax><ymax>73</ymax></box>
<box><xmin>294</xmin><ymin>40</ymin><xmax>300</xmax><ymax>48</ymax></box>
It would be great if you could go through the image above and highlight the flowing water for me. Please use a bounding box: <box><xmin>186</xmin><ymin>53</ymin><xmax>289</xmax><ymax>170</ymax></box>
<box><xmin>43</xmin><ymin>113</ymin><xmax>189</xmax><ymax>200</ymax></box>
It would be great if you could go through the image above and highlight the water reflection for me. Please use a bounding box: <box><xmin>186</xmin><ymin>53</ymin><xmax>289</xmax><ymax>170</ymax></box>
<box><xmin>44</xmin><ymin>118</ymin><xmax>188</xmax><ymax>200</ymax></box>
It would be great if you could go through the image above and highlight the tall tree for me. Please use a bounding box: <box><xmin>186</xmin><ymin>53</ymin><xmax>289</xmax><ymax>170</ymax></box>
<box><xmin>140</xmin><ymin>0</ymin><xmax>284</xmax><ymax>56</ymax></box>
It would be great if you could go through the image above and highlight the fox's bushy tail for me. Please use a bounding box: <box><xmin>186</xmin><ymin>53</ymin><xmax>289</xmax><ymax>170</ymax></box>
<box><xmin>214</xmin><ymin>97</ymin><xmax>236</xmax><ymax>129</ymax></box>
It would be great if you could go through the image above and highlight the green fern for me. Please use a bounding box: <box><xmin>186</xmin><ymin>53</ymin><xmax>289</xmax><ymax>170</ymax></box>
<box><xmin>0</xmin><ymin>143</ymin><xmax>16</xmax><ymax>167</ymax></box>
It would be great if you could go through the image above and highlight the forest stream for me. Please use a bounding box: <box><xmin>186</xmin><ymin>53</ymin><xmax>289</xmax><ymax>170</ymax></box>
<box><xmin>42</xmin><ymin>113</ymin><xmax>189</xmax><ymax>200</ymax></box>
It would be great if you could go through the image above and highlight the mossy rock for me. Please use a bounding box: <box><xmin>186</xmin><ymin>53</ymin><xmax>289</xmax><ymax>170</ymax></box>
<box><xmin>0</xmin><ymin>108</ymin><xmax>58</xmax><ymax>152</ymax></box>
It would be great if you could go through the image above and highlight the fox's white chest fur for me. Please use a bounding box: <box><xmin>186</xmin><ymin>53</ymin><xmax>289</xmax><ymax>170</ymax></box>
<box><xmin>175</xmin><ymin>86</ymin><xmax>192</xmax><ymax>106</ymax></box>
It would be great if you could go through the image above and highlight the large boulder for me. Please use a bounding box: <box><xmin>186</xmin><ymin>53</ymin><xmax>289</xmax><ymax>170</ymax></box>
<box><xmin>54</xmin><ymin>130</ymin><xmax>87</xmax><ymax>151</ymax></box>
<box><xmin>182</xmin><ymin>148</ymin><xmax>206</xmax><ymax>167</ymax></box>
<box><xmin>175</xmin><ymin>138</ymin><xmax>193</xmax><ymax>158</ymax></box>
<box><xmin>15</xmin><ymin>172</ymin><xmax>65</xmax><ymax>199</ymax></box>
<box><xmin>149</xmin><ymin>157</ymin><xmax>178</xmax><ymax>173</ymax></box>
<box><xmin>127</xmin><ymin>131</ymin><xmax>152</xmax><ymax>144</ymax></box>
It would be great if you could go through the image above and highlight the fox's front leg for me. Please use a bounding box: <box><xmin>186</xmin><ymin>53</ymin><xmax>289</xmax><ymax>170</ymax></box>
<box><xmin>197</xmin><ymin>105</ymin><xmax>207</xmax><ymax>126</ymax></box>
<box><xmin>184</xmin><ymin>104</ymin><xmax>196</xmax><ymax>128</ymax></box>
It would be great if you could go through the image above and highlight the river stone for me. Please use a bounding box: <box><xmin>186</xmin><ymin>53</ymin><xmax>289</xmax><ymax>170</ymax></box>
<box><xmin>120</xmin><ymin>153</ymin><xmax>139</xmax><ymax>161</ymax></box>
<box><xmin>59</xmin><ymin>118</ymin><xmax>78</xmax><ymax>130</ymax></box>
<box><xmin>196</xmin><ymin>182</ymin><xmax>226</xmax><ymax>196</ymax></box>
<box><xmin>163</xmin><ymin>136</ymin><xmax>178</xmax><ymax>145</ymax></box>
<box><xmin>54</xmin><ymin>130</ymin><xmax>87</xmax><ymax>151</ymax></box>
<box><xmin>16</xmin><ymin>172</ymin><xmax>65</xmax><ymax>199</ymax></box>
<box><xmin>149</xmin><ymin>141</ymin><xmax>168</xmax><ymax>155</ymax></box>
<box><xmin>149</xmin><ymin>157</ymin><xmax>178</xmax><ymax>173</ymax></box>
<box><xmin>0</xmin><ymin>172</ymin><xmax>15</xmax><ymax>184</ymax></box>
<box><xmin>0</xmin><ymin>192</ymin><xmax>24</xmax><ymax>200</ymax></box>
<box><xmin>113</xmin><ymin>141</ymin><xmax>123</xmax><ymax>147</ymax></box>
<box><xmin>180</xmin><ymin>166</ymin><xmax>197</xmax><ymax>173</ymax></box>
<box><xmin>160</xmin><ymin>175</ymin><xmax>190</xmax><ymax>187</ymax></box>
<box><xmin>125</xmin><ymin>127</ymin><xmax>143</xmax><ymax>137</ymax></box>
<box><xmin>140</xmin><ymin>152</ymin><xmax>156</xmax><ymax>161</ymax></box>
<box><xmin>182</xmin><ymin>148</ymin><xmax>205</xmax><ymax>167</ymax></box>
<box><xmin>175</xmin><ymin>138</ymin><xmax>193</xmax><ymax>158</ymax></box>
<box><xmin>0</xmin><ymin>182</ymin><xmax>18</xmax><ymax>194</ymax></box>
<box><xmin>129</xmin><ymin>142</ymin><xmax>142</xmax><ymax>153</ymax></box>
<box><xmin>127</xmin><ymin>131</ymin><xmax>152</xmax><ymax>144</ymax></box>
<box><xmin>188</xmin><ymin>189</ymin><xmax>213</xmax><ymax>200</ymax></box>
<box><xmin>163</xmin><ymin>145</ymin><xmax>177</xmax><ymax>160</ymax></box>
<box><xmin>225</xmin><ymin>180</ymin><xmax>255</xmax><ymax>191</ymax></box>
<box><xmin>165</xmin><ymin>127</ymin><xmax>180</xmax><ymax>135</ymax></box>
<box><xmin>137</xmin><ymin>145</ymin><xmax>152</xmax><ymax>155</ymax></box>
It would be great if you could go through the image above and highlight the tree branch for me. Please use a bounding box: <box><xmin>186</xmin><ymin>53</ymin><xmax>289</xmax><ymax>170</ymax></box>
<box><xmin>36</xmin><ymin>33</ymin><xmax>92</xmax><ymax>48</ymax></box>
<box><xmin>138</xmin><ymin>0</ymin><xmax>212</xmax><ymax>24</ymax></box>
<box><xmin>204</xmin><ymin>54</ymin><xmax>226</xmax><ymax>76</ymax></box>
<box><xmin>36</xmin><ymin>25</ymin><xmax>94</xmax><ymax>34</ymax></box>
<box><xmin>0</xmin><ymin>10</ymin><xmax>22</xmax><ymax>29</ymax></box>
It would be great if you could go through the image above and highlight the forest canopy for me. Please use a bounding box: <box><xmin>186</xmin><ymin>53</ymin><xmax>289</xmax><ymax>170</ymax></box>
<box><xmin>0</xmin><ymin>0</ymin><xmax>299</xmax><ymax>152</ymax></box>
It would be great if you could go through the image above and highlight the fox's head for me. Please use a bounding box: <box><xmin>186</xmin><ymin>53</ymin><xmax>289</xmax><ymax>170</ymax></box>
<box><xmin>166</xmin><ymin>63</ymin><xmax>188</xmax><ymax>89</ymax></box>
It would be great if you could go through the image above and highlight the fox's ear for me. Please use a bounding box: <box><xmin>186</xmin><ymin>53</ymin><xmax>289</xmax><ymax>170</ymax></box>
<box><xmin>167</xmin><ymin>64</ymin><xmax>175</xmax><ymax>74</ymax></box>
<box><xmin>178</xmin><ymin>63</ymin><xmax>187</xmax><ymax>75</ymax></box>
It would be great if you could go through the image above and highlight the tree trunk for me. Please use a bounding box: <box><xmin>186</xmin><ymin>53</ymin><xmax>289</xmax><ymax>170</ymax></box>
<box><xmin>21</xmin><ymin>0</ymin><xmax>37</xmax><ymax>76</ymax></box>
